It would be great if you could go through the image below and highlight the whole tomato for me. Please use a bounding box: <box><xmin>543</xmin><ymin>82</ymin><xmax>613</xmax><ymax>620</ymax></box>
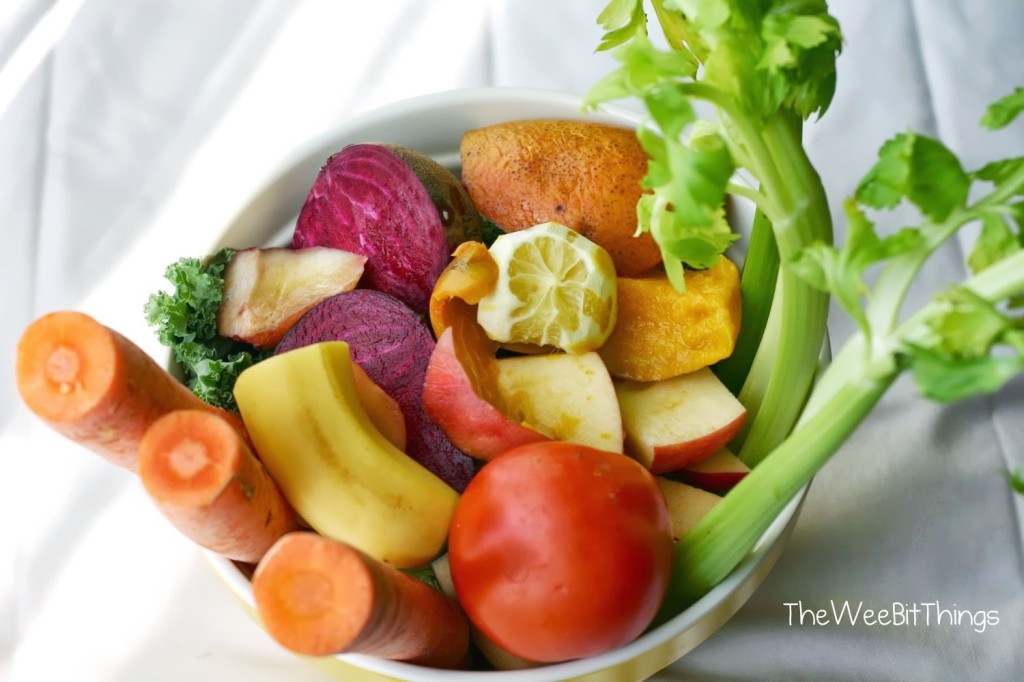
<box><xmin>448</xmin><ymin>441</ymin><xmax>673</xmax><ymax>663</ymax></box>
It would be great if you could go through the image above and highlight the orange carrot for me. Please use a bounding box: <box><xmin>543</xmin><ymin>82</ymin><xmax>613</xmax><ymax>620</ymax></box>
<box><xmin>15</xmin><ymin>311</ymin><xmax>246</xmax><ymax>471</ymax></box>
<box><xmin>253</xmin><ymin>532</ymin><xmax>469</xmax><ymax>668</ymax></box>
<box><xmin>138</xmin><ymin>409</ymin><xmax>298</xmax><ymax>563</ymax></box>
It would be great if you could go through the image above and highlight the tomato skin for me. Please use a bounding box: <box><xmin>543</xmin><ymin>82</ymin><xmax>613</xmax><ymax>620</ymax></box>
<box><xmin>448</xmin><ymin>441</ymin><xmax>673</xmax><ymax>663</ymax></box>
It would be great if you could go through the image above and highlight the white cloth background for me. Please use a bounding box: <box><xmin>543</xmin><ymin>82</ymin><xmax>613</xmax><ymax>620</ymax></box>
<box><xmin>1</xmin><ymin>1</ymin><xmax>1022</xmax><ymax>680</ymax></box>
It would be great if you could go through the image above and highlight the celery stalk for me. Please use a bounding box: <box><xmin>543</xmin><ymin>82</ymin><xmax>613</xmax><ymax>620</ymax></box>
<box><xmin>713</xmin><ymin>203</ymin><xmax>779</xmax><ymax>395</ymax></box>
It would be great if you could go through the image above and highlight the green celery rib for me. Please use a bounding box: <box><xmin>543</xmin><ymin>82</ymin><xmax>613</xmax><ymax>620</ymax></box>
<box><xmin>714</xmin><ymin>204</ymin><xmax>780</xmax><ymax>395</ymax></box>
<box><xmin>735</xmin><ymin>113</ymin><xmax>833</xmax><ymax>467</ymax></box>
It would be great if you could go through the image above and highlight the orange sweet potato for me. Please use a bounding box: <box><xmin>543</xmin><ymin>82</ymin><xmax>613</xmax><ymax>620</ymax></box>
<box><xmin>598</xmin><ymin>258</ymin><xmax>742</xmax><ymax>381</ymax></box>
<box><xmin>460</xmin><ymin>119</ymin><xmax>661</xmax><ymax>276</ymax></box>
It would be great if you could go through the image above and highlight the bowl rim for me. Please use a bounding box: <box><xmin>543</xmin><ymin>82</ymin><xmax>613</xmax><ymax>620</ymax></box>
<box><xmin>200</xmin><ymin>85</ymin><xmax>810</xmax><ymax>681</ymax></box>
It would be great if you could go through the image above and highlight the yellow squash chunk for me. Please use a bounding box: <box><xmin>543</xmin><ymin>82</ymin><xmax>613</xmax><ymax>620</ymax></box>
<box><xmin>598</xmin><ymin>258</ymin><xmax>742</xmax><ymax>381</ymax></box>
<box><xmin>233</xmin><ymin>342</ymin><xmax>458</xmax><ymax>568</ymax></box>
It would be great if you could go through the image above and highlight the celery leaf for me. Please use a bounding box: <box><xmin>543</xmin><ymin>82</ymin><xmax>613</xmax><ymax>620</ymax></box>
<box><xmin>980</xmin><ymin>87</ymin><xmax>1024</xmax><ymax>130</ymax></box>
<box><xmin>967</xmin><ymin>212</ymin><xmax>1021</xmax><ymax>275</ymax></box>
<box><xmin>637</xmin><ymin>124</ymin><xmax>737</xmax><ymax>276</ymax></box>
<box><xmin>789</xmin><ymin>199</ymin><xmax>923</xmax><ymax>337</ymax></box>
<box><xmin>856</xmin><ymin>132</ymin><xmax>970</xmax><ymax>222</ymax></box>
<box><xmin>596</xmin><ymin>0</ymin><xmax>647</xmax><ymax>52</ymax></box>
<box><xmin>928</xmin><ymin>288</ymin><xmax>1017</xmax><ymax>357</ymax></box>
<box><xmin>902</xmin><ymin>287</ymin><xmax>1024</xmax><ymax>402</ymax></box>
<box><xmin>905</xmin><ymin>346</ymin><xmax>1024</xmax><ymax>402</ymax></box>
<box><xmin>1010</xmin><ymin>469</ymin><xmax>1024</xmax><ymax>495</ymax></box>
<box><xmin>971</xmin><ymin>157</ymin><xmax>1024</xmax><ymax>186</ymax></box>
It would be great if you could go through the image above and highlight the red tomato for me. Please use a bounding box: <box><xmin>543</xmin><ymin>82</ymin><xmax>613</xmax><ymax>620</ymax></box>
<box><xmin>448</xmin><ymin>441</ymin><xmax>673</xmax><ymax>663</ymax></box>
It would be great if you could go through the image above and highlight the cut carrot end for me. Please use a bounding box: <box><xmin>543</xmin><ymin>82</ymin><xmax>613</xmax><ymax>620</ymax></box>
<box><xmin>16</xmin><ymin>311</ymin><xmax>119</xmax><ymax>423</ymax></box>
<box><xmin>254</xmin><ymin>533</ymin><xmax>377</xmax><ymax>657</ymax></box>
<box><xmin>139</xmin><ymin>410</ymin><xmax>243</xmax><ymax>507</ymax></box>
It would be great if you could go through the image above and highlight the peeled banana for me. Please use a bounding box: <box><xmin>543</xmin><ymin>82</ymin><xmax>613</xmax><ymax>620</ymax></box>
<box><xmin>233</xmin><ymin>341</ymin><xmax>457</xmax><ymax>568</ymax></box>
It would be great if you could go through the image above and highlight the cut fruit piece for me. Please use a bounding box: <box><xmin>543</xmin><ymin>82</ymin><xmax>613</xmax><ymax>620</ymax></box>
<box><xmin>428</xmin><ymin>241</ymin><xmax>498</xmax><ymax>340</ymax></box>
<box><xmin>598</xmin><ymin>259</ymin><xmax>741</xmax><ymax>382</ymax></box>
<box><xmin>677</xmin><ymin>448</ymin><xmax>750</xmax><ymax>492</ymax></box>
<box><xmin>276</xmin><ymin>289</ymin><xmax>475</xmax><ymax>492</ymax></box>
<box><xmin>495</xmin><ymin>352</ymin><xmax>623</xmax><ymax>454</ymax></box>
<box><xmin>422</xmin><ymin>324</ymin><xmax>549</xmax><ymax>461</ymax></box>
<box><xmin>477</xmin><ymin>222</ymin><xmax>617</xmax><ymax>354</ymax></box>
<box><xmin>655</xmin><ymin>477</ymin><xmax>721</xmax><ymax>540</ymax></box>
<box><xmin>234</xmin><ymin>341</ymin><xmax>458</xmax><ymax>568</ymax></box>
<box><xmin>615</xmin><ymin>368</ymin><xmax>747</xmax><ymax>474</ymax></box>
<box><xmin>217</xmin><ymin>247</ymin><xmax>366</xmax><ymax>349</ymax></box>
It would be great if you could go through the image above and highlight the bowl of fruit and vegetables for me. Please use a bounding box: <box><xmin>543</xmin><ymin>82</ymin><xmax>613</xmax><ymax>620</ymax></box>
<box><xmin>15</xmin><ymin>2</ymin><xmax>1024</xmax><ymax>681</ymax></box>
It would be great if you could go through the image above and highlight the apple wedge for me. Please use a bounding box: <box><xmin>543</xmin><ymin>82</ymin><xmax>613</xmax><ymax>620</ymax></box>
<box><xmin>677</xmin><ymin>448</ymin><xmax>750</xmax><ymax>492</ymax></box>
<box><xmin>615</xmin><ymin>368</ymin><xmax>746</xmax><ymax>473</ymax></box>
<box><xmin>422</xmin><ymin>327</ymin><xmax>550</xmax><ymax>461</ymax></box>
<box><xmin>496</xmin><ymin>352</ymin><xmax>624</xmax><ymax>454</ymax></box>
<box><xmin>655</xmin><ymin>477</ymin><xmax>722</xmax><ymax>540</ymax></box>
<box><xmin>218</xmin><ymin>246</ymin><xmax>366</xmax><ymax>349</ymax></box>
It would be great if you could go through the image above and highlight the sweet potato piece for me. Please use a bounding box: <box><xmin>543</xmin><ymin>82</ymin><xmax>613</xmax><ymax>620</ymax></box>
<box><xmin>460</xmin><ymin>119</ymin><xmax>660</xmax><ymax>276</ymax></box>
<box><xmin>275</xmin><ymin>290</ymin><xmax>475</xmax><ymax>492</ymax></box>
<box><xmin>598</xmin><ymin>258</ymin><xmax>742</xmax><ymax>382</ymax></box>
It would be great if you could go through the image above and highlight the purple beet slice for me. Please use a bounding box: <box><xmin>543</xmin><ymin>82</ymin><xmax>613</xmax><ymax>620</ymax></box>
<box><xmin>292</xmin><ymin>143</ymin><xmax>482</xmax><ymax>315</ymax></box>
<box><xmin>276</xmin><ymin>289</ymin><xmax>475</xmax><ymax>492</ymax></box>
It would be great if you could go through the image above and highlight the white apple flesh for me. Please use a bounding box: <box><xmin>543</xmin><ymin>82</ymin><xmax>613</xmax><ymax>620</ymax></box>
<box><xmin>655</xmin><ymin>477</ymin><xmax>722</xmax><ymax>540</ymax></box>
<box><xmin>495</xmin><ymin>352</ymin><xmax>624</xmax><ymax>454</ymax></box>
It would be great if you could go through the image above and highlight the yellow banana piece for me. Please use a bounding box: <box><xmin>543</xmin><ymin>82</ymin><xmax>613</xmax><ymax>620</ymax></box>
<box><xmin>233</xmin><ymin>341</ymin><xmax>457</xmax><ymax>568</ymax></box>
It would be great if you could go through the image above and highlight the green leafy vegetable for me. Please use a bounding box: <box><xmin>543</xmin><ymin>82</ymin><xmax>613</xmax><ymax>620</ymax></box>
<box><xmin>144</xmin><ymin>248</ymin><xmax>267</xmax><ymax>410</ymax></box>
<box><xmin>402</xmin><ymin>564</ymin><xmax>443</xmax><ymax>592</ymax></box>
<box><xmin>1010</xmin><ymin>469</ymin><xmax>1024</xmax><ymax>495</ymax></box>
<box><xmin>980</xmin><ymin>87</ymin><xmax>1024</xmax><ymax>130</ymax></box>
<box><xmin>479</xmin><ymin>216</ymin><xmax>506</xmax><ymax>247</ymax></box>
<box><xmin>587</xmin><ymin>0</ymin><xmax>1024</xmax><ymax>620</ymax></box>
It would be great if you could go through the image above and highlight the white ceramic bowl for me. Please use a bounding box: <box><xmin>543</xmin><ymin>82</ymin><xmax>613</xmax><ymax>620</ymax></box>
<box><xmin>201</xmin><ymin>87</ymin><xmax>807</xmax><ymax>682</ymax></box>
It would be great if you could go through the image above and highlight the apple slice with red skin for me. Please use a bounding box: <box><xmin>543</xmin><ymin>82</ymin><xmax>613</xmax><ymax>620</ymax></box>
<box><xmin>676</xmin><ymin>448</ymin><xmax>750</xmax><ymax>492</ymax></box>
<box><xmin>422</xmin><ymin>323</ymin><xmax>549</xmax><ymax>461</ymax></box>
<box><xmin>218</xmin><ymin>246</ymin><xmax>366</xmax><ymax>349</ymax></box>
<box><xmin>655</xmin><ymin>477</ymin><xmax>722</xmax><ymax>540</ymax></box>
<box><xmin>495</xmin><ymin>352</ymin><xmax>624</xmax><ymax>454</ymax></box>
<box><xmin>615</xmin><ymin>367</ymin><xmax>747</xmax><ymax>474</ymax></box>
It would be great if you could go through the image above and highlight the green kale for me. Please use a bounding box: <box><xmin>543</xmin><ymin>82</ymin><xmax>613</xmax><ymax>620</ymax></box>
<box><xmin>144</xmin><ymin>248</ymin><xmax>267</xmax><ymax>411</ymax></box>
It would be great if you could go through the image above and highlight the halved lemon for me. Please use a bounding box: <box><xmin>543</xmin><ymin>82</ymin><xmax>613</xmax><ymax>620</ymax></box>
<box><xmin>476</xmin><ymin>222</ymin><xmax>618</xmax><ymax>353</ymax></box>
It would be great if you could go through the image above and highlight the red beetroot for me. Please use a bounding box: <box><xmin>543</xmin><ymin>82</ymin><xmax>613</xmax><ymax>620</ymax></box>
<box><xmin>292</xmin><ymin>143</ymin><xmax>482</xmax><ymax>315</ymax></box>
<box><xmin>276</xmin><ymin>290</ymin><xmax>475</xmax><ymax>492</ymax></box>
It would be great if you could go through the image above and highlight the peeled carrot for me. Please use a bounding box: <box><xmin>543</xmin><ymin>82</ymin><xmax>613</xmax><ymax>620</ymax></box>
<box><xmin>15</xmin><ymin>311</ymin><xmax>245</xmax><ymax>471</ymax></box>
<box><xmin>138</xmin><ymin>409</ymin><xmax>298</xmax><ymax>563</ymax></box>
<box><xmin>253</xmin><ymin>532</ymin><xmax>470</xmax><ymax>668</ymax></box>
